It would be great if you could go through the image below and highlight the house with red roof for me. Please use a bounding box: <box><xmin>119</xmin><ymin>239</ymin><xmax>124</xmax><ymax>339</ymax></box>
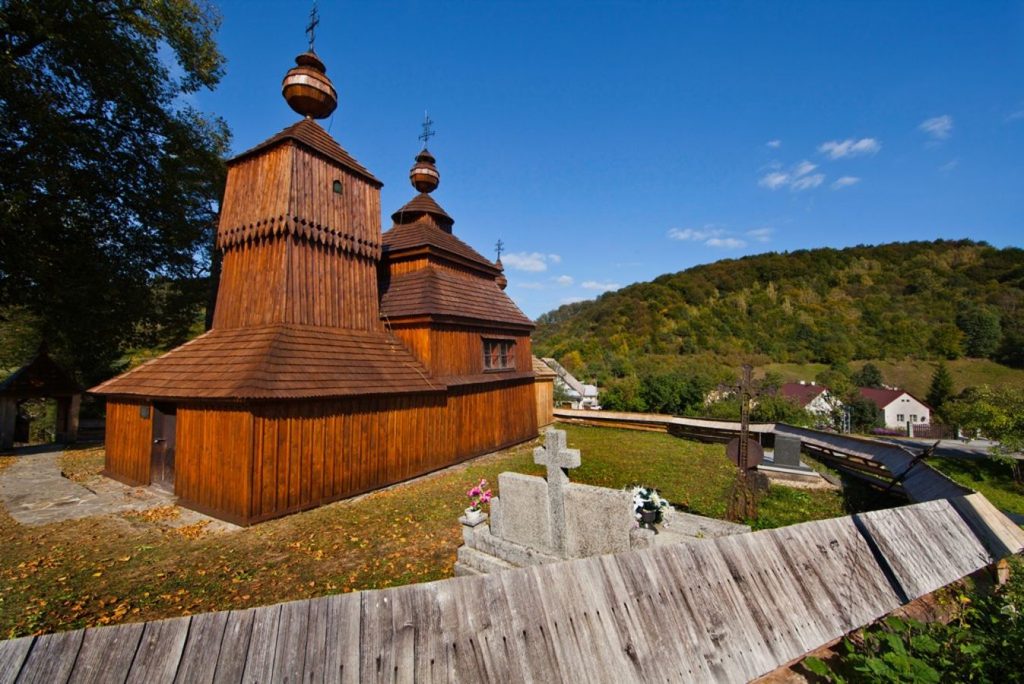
<box><xmin>778</xmin><ymin>381</ymin><xmax>840</xmax><ymax>417</ymax></box>
<box><xmin>858</xmin><ymin>387</ymin><xmax>931</xmax><ymax>428</ymax></box>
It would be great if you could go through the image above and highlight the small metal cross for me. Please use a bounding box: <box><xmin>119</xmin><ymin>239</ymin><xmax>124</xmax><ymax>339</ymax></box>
<box><xmin>495</xmin><ymin>239</ymin><xmax>504</xmax><ymax>261</ymax></box>
<box><xmin>306</xmin><ymin>1</ymin><xmax>319</xmax><ymax>52</ymax></box>
<box><xmin>419</xmin><ymin>112</ymin><xmax>435</xmax><ymax>148</ymax></box>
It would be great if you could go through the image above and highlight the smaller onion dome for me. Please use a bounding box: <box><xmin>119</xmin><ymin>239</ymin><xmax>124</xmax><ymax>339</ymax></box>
<box><xmin>410</xmin><ymin>148</ymin><xmax>440</xmax><ymax>193</ymax></box>
<box><xmin>282</xmin><ymin>52</ymin><xmax>338</xmax><ymax>119</ymax></box>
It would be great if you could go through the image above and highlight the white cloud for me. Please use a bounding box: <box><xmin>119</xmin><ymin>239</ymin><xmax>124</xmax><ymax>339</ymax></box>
<box><xmin>581</xmin><ymin>280</ymin><xmax>621</xmax><ymax>292</ymax></box>
<box><xmin>560</xmin><ymin>297</ymin><xmax>587</xmax><ymax>305</ymax></box>
<box><xmin>746</xmin><ymin>228</ymin><xmax>773</xmax><ymax>243</ymax></box>
<box><xmin>766</xmin><ymin>139</ymin><xmax>782</xmax><ymax>148</ymax></box>
<box><xmin>831</xmin><ymin>176</ymin><xmax>861</xmax><ymax>190</ymax></box>
<box><xmin>818</xmin><ymin>138</ymin><xmax>881</xmax><ymax>159</ymax></box>
<box><xmin>667</xmin><ymin>225</ymin><xmax>724</xmax><ymax>241</ymax></box>
<box><xmin>1006</xmin><ymin>109</ymin><xmax>1024</xmax><ymax>123</ymax></box>
<box><xmin>793</xmin><ymin>160</ymin><xmax>817</xmax><ymax>177</ymax></box>
<box><xmin>502</xmin><ymin>251</ymin><xmax>560</xmax><ymax>272</ymax></box>
<box><xmin>554</xmin><ymin>275</ymin><xmax>574</xmax><ymax>286</ymax></box>
<box><xmin>758</xmin><ymin>172</ymin><xmax>790</xmax><ymax>190</ymax></box>
<box><xmin>919</xmin><ymin>115</ymin><xmax>953</xmax><ymax>140</ymax></box>
<box><xmin>938</xmin><ymin>159</ymin><xmax>958</xmax><ymax>173</ymax></box>
<box><xmin>706</xmin><ymin>237</ymin><xmax>747</xmax><ymax>248</ymax></box>
<box><xmin>790</xmin><ymin>173</ymin><xmax>825</xmax><ymax>191</ymax></box>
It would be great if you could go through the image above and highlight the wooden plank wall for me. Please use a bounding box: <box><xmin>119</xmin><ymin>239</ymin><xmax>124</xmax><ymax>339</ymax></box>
<box><xmin>175</xmin><ymin>406</ymin><xmax>254</xmax><ymax>522</ymax></box>
<box><xmin>535</xmin><ymin>378</ymin><xmax>554</xmax><ymax>427</ymax></box>
<box><xmin>102</xmin><ymin>400</ymin><xmax>151</xmax><ymax>484</ymax></box>
<box><xmin>388</xmin><ymin>258</ymin><xmax>482</xmax><ymax>278</ymax></box>
<box><xmin>217</xmin><ymin>147</ymin><xmax>292</xmax><ymax>234</ymax></box>
<box><xmin>288</xmin><ymin>145</ymin><xmax>380</xmax><ymax>246</ymax></box>
<box><xmin>6</xmin><ymin>494</ymin><xmax>1020</xmax><ymax>683</ymax></box>
<box><xmin>214</xmin><ymin>239</ymin><xmax>381</xmax><ymax>330</ymax></box>
<box><xmin>245</xmin><ymin>379</ymin><xmax>536</xmax><ymax>523</ymax></box>
<box><xmin>389</xmin><ymin>326</ymin><xmax>532</xmax><ymax>377</ymax></box>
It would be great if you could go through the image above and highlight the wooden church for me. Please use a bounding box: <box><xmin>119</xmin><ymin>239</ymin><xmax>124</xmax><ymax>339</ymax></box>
<box><xmin>92</xmin><ymin>44</ymin><xmax>538</xmax><ymax>525</ymax></box>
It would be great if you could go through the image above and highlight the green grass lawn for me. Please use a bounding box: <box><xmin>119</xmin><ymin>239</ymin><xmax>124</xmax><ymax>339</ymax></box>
<box><xmin>930</xmin><ymin>456</ymin><xmax>1024</xmax><ymax>517</ymax></box>
<box><xmin>0</xmin><ymin>423</ymin><xmax>884</xmax><ymax>638</ymax></box>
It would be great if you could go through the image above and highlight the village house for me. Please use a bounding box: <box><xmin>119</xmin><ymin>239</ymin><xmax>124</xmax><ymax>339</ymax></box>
<box><xmin>778</xmin><ymin>381</ymin><xmax>841</xmax><ymax>417</ymax></box>
<box><xmin>541</xmin><ymin>357</ymin><xmax>600</xmax><ymax>409</ymax></box>
<box><xmin>90</xmin><ymin>46</ymin><xmax>540</xmax><ymax>524</ymax></box>
<box><xmin>858</xmin><ymin>387</ymin><xmax>932</xmax><ymax>428</ymax></box>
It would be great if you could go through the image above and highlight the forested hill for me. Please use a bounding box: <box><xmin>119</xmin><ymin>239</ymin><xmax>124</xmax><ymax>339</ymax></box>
<box><xmin>533</xmin><ymin>240</ymin><xmax>1024</xmax><ymax>380</ymax></box>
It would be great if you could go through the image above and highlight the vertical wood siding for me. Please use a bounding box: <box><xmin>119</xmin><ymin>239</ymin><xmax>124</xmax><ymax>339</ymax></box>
<box><xmin>214</xmin><ymin>238</ymin><xmax>381</xmax><ymax>330</ymax></box>
<box><xmin>103</xmin><ymin>400</ymin><xmax>151</xmax><ymax>484</ymax></box>
<box><xmin>175</xmin><ymin>406</ymin><xmax>254</xmax><ymax>522</ymax></box>
<box><xmin>243</xmin><ymin>380</ymin><xmax>537</xmax><ymax>523</ymax></box>
<box><xmin>535</xmin><ymin>379</ymin><xmax>554</xmax><ymax>427</ymax></box>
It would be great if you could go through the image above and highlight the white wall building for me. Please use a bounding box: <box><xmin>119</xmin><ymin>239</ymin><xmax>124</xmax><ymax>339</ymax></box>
<box><xmin>542</xmin><ymin>358</ymin><xmax>600</xmax><ymax>409</ymax></box>
<box><xmin>859</xmin><ymin>388</ymin><xmax>931</xmax><ymax>428</ymax></box>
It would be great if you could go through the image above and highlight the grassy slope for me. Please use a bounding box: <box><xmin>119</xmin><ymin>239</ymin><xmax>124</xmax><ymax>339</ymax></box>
<box><xmin>1</xmin><ymin>424</ymin><xmax>864</xmax><ymax>638</ymax></box>
<box><xmin>760</xmin><ymin>358</ymin><xmax>1024</xmax><ymax>396</ymax></box>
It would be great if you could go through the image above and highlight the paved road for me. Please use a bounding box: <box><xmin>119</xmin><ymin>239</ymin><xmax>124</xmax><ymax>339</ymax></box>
<box><xmin>882</xmin><ymin>437</ymin><xmax>1010</xmax><ymax>461</ymax></box>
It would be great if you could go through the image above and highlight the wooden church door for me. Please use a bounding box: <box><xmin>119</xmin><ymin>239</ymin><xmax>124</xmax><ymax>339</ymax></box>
<box><xmin>151</xmin><ymin>404</ymin><xmax>177</xmax><ymax>490</ymax></box>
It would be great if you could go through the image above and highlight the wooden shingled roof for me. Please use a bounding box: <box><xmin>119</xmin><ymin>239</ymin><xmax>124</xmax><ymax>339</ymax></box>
<box><xmin>230</xmin><ymin>118</ymin><xmax>382</xmax><ymax>188</ymax></box>
<box><xmin>382</xmin><ymin>217</ymin><xmax>499</xmax><ymax>274</ymax></box>
<box><xmin>390</xmin><ymin>193</ymin><xmax>454</xmax><ymax>230</ymax></box>
<box><xmin>90</xmin><ymin>325</ymin><xmax>442</xmax><ymax>400</ymax></box>
<box><xmin>381</xmin><ymin>267</ymin><xmax>533</xmax><ymax>328</ymax></box>
<box><xmin>0</xmin><ymin>346</ymin><xmax>81</xmax><ymax>398</ymax></box>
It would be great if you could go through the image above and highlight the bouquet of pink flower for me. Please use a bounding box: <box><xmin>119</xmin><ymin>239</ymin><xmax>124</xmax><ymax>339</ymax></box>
<box><xmin>466</xmin><ymin>478</ymin><xmax>492</xmax><ymax>512</ymax></box>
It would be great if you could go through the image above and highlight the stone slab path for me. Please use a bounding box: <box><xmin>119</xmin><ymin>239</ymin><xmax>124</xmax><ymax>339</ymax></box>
<box><xmin>0</xmin><ymin>447</ymin><xmax>238</xmax><ymax>533</ymax></box>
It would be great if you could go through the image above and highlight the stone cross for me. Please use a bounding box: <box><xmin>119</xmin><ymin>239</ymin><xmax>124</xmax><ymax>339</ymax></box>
<box><xmin>533</xmin><ymin>428</ymin><xmax>580</xmax><ymax>556</ymax></box>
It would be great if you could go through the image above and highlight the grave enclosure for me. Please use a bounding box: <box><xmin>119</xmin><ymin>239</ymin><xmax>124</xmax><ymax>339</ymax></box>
<box><xmin>455</xmin><ymin>429</ymin><xmax>749</xmax><ymax>575</ymax></box>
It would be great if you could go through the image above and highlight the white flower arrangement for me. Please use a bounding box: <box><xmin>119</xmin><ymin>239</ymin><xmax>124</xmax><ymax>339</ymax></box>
<box><xmin>631</xmin><ymin>485</ymin><xmax>669</xmax><ymax>525</ymax></box>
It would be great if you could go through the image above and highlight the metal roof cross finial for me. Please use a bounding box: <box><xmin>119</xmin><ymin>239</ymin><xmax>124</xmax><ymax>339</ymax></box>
<box><xmin>419</xmin><ymin>112</ymin><xmax>436</xmax><ymax>149</ymax></box>
<box><xmin>306</xmin><ymin>1</ymin><xmax>320</xmax><ymax>52</ymax></box>
<box><xmin>495</xmin><ymin>239</ymin><xmax>504</xmax><ymax>261</ymax></box>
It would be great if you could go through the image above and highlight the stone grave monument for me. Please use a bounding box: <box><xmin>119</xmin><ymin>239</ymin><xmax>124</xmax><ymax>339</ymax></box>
<box><xmin>758</xmin><ymin>434</ymin><xmax>827</xmax><ymax>487</ymax></box>
<box><xmin>455</xmin><ymin>428</ymin><xmax>750</xmax><ymax>576</ymax></box>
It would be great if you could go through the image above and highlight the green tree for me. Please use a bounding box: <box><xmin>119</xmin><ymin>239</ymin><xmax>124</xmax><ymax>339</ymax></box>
<box><xmin>852</xmin><ymin>363</ymin><xmax>884</xmax><ymax>389</ymax></box>
<box><xmin>926</xmin><ymin>361</ymin><xmax>955</xmax><ymax>416</ymax></box>
<box><xmin>928</xmin><ymin>323</ymin><xmax>964</xmax><ymax>359</ymax></box>
<box><xmin>0</xmin><ymin>0</ymin><xmax>230</xmax><ymax>383</ymax></box>
<box><xmin>944</xmin><ymin>387</ymin><xmax>1024</xmax><ymax>481</ymax></box>
<box><xmin>956</xmin><ymin>305</ymin><xmax>1002</xmax><ymax>358</ymax></box>
<box><xmin>846</xmin><ymin>395</ymin><xmax>883</xmax><ymax>432</ymax></box>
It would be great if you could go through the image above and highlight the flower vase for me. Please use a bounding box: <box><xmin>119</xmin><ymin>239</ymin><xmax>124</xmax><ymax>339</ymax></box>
<box><xmin>464</xmin><ymin>507</ymin><xmax>485</xmax><ymax>524</ymax></box>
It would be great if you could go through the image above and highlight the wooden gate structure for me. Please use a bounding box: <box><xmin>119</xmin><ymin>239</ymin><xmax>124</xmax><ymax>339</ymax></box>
<box><xmin>0</xmin><ymin>346</ymin><xmax>82</xmax><ymax>450</ymax></box>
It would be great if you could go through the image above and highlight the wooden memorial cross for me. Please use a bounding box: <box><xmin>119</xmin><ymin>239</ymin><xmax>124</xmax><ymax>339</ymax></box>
<box><xmin>533</xmin><ymin>428</ymin><xmax>581</xmax><ymax>556</ymax></box>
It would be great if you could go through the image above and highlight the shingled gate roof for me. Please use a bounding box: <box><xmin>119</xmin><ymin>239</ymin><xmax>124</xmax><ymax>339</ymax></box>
<box><xmin>381</xmin><ymin>267</ymin><xmax>533</xmax><ymax>328</ymax></box>
<box><xmin>382</xmin><ymin>217</ymin><xmax>498</xmax><ymax>273</ymax></box>
<box><xmin>0</xmin><ymin>346</ymin><xmax>81</xmax><ymax>398</ymax></box>
<box><xmin>230</xmin><ymin>118</ymin><xmax>382</xmax><ymax>188</ymax></box>
<box><xmin>90</xmin><ymin>325</ymin><xmax>442</xmax><ymax>401</ymax></box>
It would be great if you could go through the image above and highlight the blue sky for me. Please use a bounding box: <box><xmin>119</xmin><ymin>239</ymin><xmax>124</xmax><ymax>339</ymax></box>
<box><xmin>196</xmin><ymin>1</ymin><xmax>1024</xmax><ymax>318</ymax></box>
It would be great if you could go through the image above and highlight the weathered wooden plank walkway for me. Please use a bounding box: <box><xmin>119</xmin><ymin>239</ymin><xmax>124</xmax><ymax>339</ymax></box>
<box><xmin>2</xmin><ymin>493</ymin><xmax>1020</xmax><ymax>684</ymax></box>
<box><xmin>554</xmin><ymin>409</ymin><xmax>970</xmax><ymax>503</ymax></box>
<box><xmin>773</xmin><ymin>425</ymin><xmax>970</xmax><ymax>502</ymax></box>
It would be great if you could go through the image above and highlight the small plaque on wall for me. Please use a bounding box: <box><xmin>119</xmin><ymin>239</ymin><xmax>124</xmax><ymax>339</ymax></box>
<box><xmin>139</xmin><ymin>406</ymin><xmax>150</xmax><ymax>419</ymax></box>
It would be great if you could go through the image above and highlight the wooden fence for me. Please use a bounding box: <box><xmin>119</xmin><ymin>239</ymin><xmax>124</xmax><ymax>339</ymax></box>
<box><xmin>1</xmin><ymin>493</ymin><xmax>1020</xmax><ymax>683</ymax></box>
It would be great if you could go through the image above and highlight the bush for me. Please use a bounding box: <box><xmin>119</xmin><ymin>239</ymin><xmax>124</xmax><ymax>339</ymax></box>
<box><xmin>804</xmin><ymin>555</ymin><xmax>1024</xmax><ymax>683</ymax></box>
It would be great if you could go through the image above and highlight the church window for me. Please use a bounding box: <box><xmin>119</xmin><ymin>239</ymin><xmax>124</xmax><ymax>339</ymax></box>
<box><xmin>332</xmin><ymin>179</ymin><xmax>343</xmax><ymax>194</ymax></box>
<box><xmin>483</xmin><ymin>339</ymin><xmax>514</xmax><ymax>370</ymax></box>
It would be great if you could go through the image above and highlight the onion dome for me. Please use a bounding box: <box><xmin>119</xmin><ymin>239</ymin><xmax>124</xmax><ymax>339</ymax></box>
<box><xmin>410</xmin><ymin>148</ymin><xmax>440</xmax><ymax>193</ymax></box>
<box><xmin>282</xmin><ymin>52</ymin><xmax>338</xmax><ymax>119</ymax></box>
<box><xmin>495</xmin><ymin>258</ymin><xmax>508</xmax><ymax>290</ymax></box>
